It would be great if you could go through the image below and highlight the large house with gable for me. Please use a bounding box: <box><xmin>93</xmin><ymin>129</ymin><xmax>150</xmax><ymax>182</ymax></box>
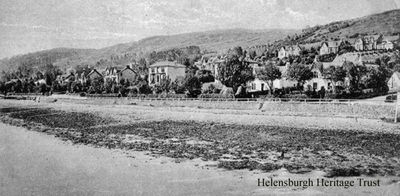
<box><xmin>353</xmin><ymin>34</ymin><xmax>394</xmax><ymax>51</ymax></box>
<box><xmin>278</xmin><ymin>45</ymin><xmax>302</xmax><ymax>59</ymax></box>
<box><xmin>103</xmin><ymin>64</ymin><xmax>138</xmax><ymax>84</ymax></box>
<box><xmin>148</xmin><ymin>61</ymin><xmax>186</xmax><ymax>86</ymax></box>
<box><xmin>319</xmin><ymin>41</ymin><xmax>343</xmax><ymax>55</ymax></box>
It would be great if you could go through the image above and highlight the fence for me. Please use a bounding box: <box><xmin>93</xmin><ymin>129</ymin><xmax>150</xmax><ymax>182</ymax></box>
<box><xmin>0</xmin><ymin>93</ymin><xmax>397</xmax><ymax>120</ymax></box>
<box><xmin>85</xmin><ymin>96</ymin><xmax>392</xmax><ymax>104</ymax></box>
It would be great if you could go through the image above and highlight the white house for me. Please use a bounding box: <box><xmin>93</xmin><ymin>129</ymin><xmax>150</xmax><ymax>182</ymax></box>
<box><xmin>247</xmin><ymin>63</ymin><xmax>297</xmax><ymax>92</ymax></box>
<box><xmin>148</xmin><ymin>61</ymin><xmax>186</xmax><ymax>85</ymax></box>
<box><xmin>278</xmin><ymin>45</ymin><xmax>301</xmax><ymax>59</ymax></box>
<box><xmin>319</xmin><ymin>41</ymin><xmax>341</xmax><ymax>55</ymax></box>
<box><xmin>388</xmin><ymin>72</ymin><xmax>400</xmax><ymax>92</ymax></box>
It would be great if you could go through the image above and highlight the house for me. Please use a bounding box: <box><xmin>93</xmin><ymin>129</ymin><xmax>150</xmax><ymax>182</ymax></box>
<box><xmin>119</xmin><ymin>65</ymin><xmax>137</xmax><ymax>84</ymax></box>
<box><xmin>87</xmin><ymin>69</ymin><xmax>103</xmax><ymax>81</ymax></box>
<box><xmin>56</xmin><ymin>73</ymin><xmax>75</xmax><ymax>85</ymax></box>
<box><xmin>322</xmin><ymin>52</ymin><xmax>364</xmax><ymax>68</ymax></box>
<box><xmin>278</xmin><ymin>45</ymin><xmax>301</xmax><ymax>59</ymax></box>
<box><xmin>354</xmin><ymin>38</ymin><xmax>364</xmax><ymax>51</ymax></box>
<box><xmin>319</xmin><ymin>41</ymin><xmax>341</xmax><ymax>55</ymax></box>
<box><xmin>377</xmin><ymin>40</ymin><xmax>394</xmax><ymax>50</ymax></box>
<box><xmin>304</xmin><ymin>67</ymin><xmax>331</xmax><ymax>91</ymax></box>
<box><xmin>103</xmin><ymin>67</ymin><xmax>121</xmax><ymax>83</ymax></box>
<box><xmin>148</xmin><ymin>61</ymin><xmax>186</xmax><ymax>85</ymax></box>
<box><xmin>247</xmin><ymin>63</ymin><xmax>297</xmax><ymax>92</ymax></box>
<box><xmin>354</xmin><ymin>34</ymin><xmax>384</xmax><ymax>51</ymax></box>
<box><xmin>246</xmin><ymin>45</ymin><xmax>269</xmax><ymax>56</ymax></box>
<box><xmin>388</xmin><ymin>72</ymin><xmax>400</xmax><ymax>92</ymax></box>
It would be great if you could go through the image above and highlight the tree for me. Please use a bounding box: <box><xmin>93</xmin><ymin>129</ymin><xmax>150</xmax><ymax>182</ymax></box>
<box><xmin>363</xmin><ymin>66</ymin><xmax>390</xmax><ymax>93</ymax></box>
<box><xmin>196</xmin><ymin>70</ymin><xmax>215</xmax><ymax>83</ymax></box>
<box><xmin>217</xmin><ymin>50</ymin><xmax>253</xmax><ymax>92</ymax></box>
<box><xmin>324</xmin><ymin>66</ymin><xmax>346</xmax><ymax>93</ymax></box>
<box><xmin>138</xmin><ymin>81</ymin><xmax>152</xmax><ymax>94</ymax></box>
<box><xmin>159</xmin><ymin>77</ymin><xmax>172</xmax><ymax>93</ymax></box>
<box><xmin>44</xmin><ymin>64</ymin><xmax>62</xmax><ymax>84</ymax></box>
<box><xmin>256</xmin><ymin>63</ymin><xmax>282</xmax><ymax>94</ymax></box>
<box><xmin>183</xmin><ymin>75</ymin><xmax>201</xmax><ymax>97</ymax></box>
<box><xmin>89</xmin><ymin>77</ymin><xmax>104</xmax><ymax>94</ymax></box>
<box><xmin>171</xmin><ymin>77</ymin><xmax>186</xmax><ymax>94</ymax></box>
<box><xmin>287</xmin><ymin>63</ymin><xmax>313</xmax><ymax>91</ymax></box>
<box><xmin>338</xmin><ymin>41</ymin><xmax>355</xmax><ymax>55</ymax></box>
<box><xmin>16</xmin><ymin>63</ymin><xmax>33</xmax><ymax>78</ymax></box>
<box><xmin>104</xmin><ymin>78</ymin><xmax>116</xmax><ymax>93</ymax></box>
<box><xmin>346</xmin><ymin>64</ymin><xmax>367</xmax><ymax>93</ymax></box>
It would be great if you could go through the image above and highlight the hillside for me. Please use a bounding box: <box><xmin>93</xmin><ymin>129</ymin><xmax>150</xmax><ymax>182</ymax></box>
<box><xmin>294</xmin><ymin>9</ymin><xmax>400</xmax><ymax>44</ymax></box>
<box><xmin>0</xmin><ymin>28</ymin><xmax>298</xmax><ymax>73</ymax></box>
<box><xmin>1</xmin><ymin>9</ymin><xmax>400</xmax><ymax>75</ymax></box>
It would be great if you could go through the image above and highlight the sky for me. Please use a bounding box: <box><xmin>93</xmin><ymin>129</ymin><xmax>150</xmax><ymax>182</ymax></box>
<box><xmin>0</xmin><ymin>0</ymin><xmax>399</xmax><ymax>59</ymax></box>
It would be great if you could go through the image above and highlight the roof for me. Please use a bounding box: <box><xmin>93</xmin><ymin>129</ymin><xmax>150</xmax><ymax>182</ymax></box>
<box><xmin>326</xmin><ymin>41</ymin><xmax>341</xmax><ymax>48</ymax></box>
<box><xmin>120</xmin><ymin>66</ymin><xmax>136</xmax><ymax>73</ymax></box>
<box><xmin>392</xmin><ymin>72</ymin><xmax>400</xmax><ymax>80</ymax></box>
<box><xmin>149</xmin><ymin>61</ymin><xmax>186</xmax><ymax>68</ymax></box>
<box><xmin>281</xmin><ymin>45</ymin><xmax>301</xmax><ymax>51</ymax></box>
<box><xmin>88</xmin><ymin>69</ymin><xmax>103</xmax><ymax>77</ymax></box>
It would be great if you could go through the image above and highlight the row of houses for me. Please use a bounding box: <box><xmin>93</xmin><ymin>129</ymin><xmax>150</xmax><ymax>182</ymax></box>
<box><xmin>56</xmin><ymin>64</ymin><xmax>139</xmax><ymax>86</ymax></box>
<box><xmin>320</xmin><ymin>35</ymin><xmax>395</xmax><ymax>55</ymax></box>
<box><xmin>56</xmin><ymin>61</ymin><xmax>189</xmax><ymax>88</ymax></box>
<box><xmin>276</xmin><ymin>34</ymin><xmax>397</xmax><ymax>59</ymax></box>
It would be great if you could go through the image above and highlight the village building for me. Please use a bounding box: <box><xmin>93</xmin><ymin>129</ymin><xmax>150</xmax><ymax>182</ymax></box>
<box><xmin>247</xmin><ymin>62</ymin><xmax>297</xmax><ymax>92</ymax></box>
<box><xmin>87</xmin><ymin>69</ymin><xmax>103</xmax><ymax>81</ymax></box>
<box><xmin>278</xmin><ymin>45</ymin><xmax>302</xmax><ymax>59</ymax></box>
<box><xmin>148</xmin><ymin>61</ymin><xmax>186</xmax><ymax>86</ymax></box>
<box><xmin>56</xmin><ymin>73</ymin><xmax>76</xmax><ymax>85</ymax></box>
<box><xmin>319</xmin><ymin>41</ymin><xmax>342</xmax><ymax>55</ymax></box>
<box><xmin>388</xmin><ymin>72</ymin><xmax>400</xmax><ymax>92</ymax></box>
<box><xmin>354</xmin><ymin>34</ymin><xmax>384</xmax><ymax>51</ymax></box>
<box><xmin>103</xmin><ymin>64</ymin><xmax>138</xmax><ymax>84</ymax></box>
<box><xmin>119</xmin><ymin>65</ymin><xmax>137</xmax><ymax>84</ymax></box>
<box><xmin>377</xmin><ymin>40</ymin><xmax>394</xmax><ymax>50</ymax></box>
<box><xmin>103</xmin><ymin>67</ymin><xmax>121</xmax><ymax>83</ymax></box>
<box><xmin>246</xmin><ymin>45</ymin><xmax>269</xmax><ymax>57</ymax></box>
<box><xmin>304</xmin><ymin>66</ymin><xmax>331</xmax><ymax>92</ymax></box>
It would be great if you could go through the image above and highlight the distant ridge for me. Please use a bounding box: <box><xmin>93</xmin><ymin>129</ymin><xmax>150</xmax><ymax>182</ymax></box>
<box><xmin>1</xmin><ymin>9</ymin><xmax>400</xmax><ymax>73</ymax></box>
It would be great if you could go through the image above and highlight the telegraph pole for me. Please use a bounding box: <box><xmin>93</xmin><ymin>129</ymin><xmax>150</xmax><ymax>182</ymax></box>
<box><xmin>396</xmin><ymin>92</ymin><xmax>399</xmax><ymax>123</ymax></box>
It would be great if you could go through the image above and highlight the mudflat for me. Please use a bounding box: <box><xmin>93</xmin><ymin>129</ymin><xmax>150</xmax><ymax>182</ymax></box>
<box><xmin>0</xmin><ymin>98</ymin><xmax>400</xmax><ymax>195</ymax></box>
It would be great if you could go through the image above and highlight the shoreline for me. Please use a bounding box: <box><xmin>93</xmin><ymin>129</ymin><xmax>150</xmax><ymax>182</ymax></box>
<box><xmin>1</xmin><ymin>100</ymin><xmax>399</xmax><ymax>178</ymax></box>
<box><xmin>1</xmin><ymin>122</ymin><xmax>400</xmax><ymax>195</ymax></box>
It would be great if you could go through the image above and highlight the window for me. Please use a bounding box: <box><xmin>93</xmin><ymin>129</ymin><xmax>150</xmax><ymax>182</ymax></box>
<box><xmin>150</xmin><ymin>75</ymin><xmax>155</xmax><ymax>84</ymax></box>
<box><xmin>313</xmin><ymin>82</ymin><xmax>318</xmax><ymax>90</ymax></box>
<box><xmin>313</xmin><ymin>71</ymin><xmax>318</xmax><ymax>78</ymax></box>
<box><xmin>151</xmin><ymin>68</ymin><xmax>155</xmax><ymax>73</ymax></box>
<box><xmin>251</xmin><ymin>83</ymin><xmax>256</xmax><ymax>90</ymax></box>
<box><xmin>161</xmin><ymin>68</ymin><xmax>165</xmax><ymax>73</ymax></box>
<box><xmin>156</xmin><ymin>75</ymin><xmax>160</xmax><ymax>83</ymax></box>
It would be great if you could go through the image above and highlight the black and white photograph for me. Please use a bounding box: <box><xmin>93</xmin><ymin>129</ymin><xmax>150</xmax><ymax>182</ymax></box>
<box><xmin>0</xmin><ymin>0</ymin><xmax>400</xmax><ymax>195</ymax></box>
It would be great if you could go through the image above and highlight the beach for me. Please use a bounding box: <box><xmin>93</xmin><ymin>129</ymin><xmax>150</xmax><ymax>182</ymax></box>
<box><xmin>0</xmin><ymin>98</ymin><xmax>400</xmax><ymax>195</ymax></box>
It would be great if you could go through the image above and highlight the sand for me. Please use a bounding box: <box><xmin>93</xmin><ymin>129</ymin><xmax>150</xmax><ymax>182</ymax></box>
<box><xmin>1</xmin><ymin>123</ymin><xmax>399</xmax><ymax>196</ymax></box>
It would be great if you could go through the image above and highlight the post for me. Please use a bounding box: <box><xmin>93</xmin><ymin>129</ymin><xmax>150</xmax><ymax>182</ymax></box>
<box><xmin>395</xmin><ymin>92</ymin><xmax>399</xmax><ymax>123</ymax></box>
